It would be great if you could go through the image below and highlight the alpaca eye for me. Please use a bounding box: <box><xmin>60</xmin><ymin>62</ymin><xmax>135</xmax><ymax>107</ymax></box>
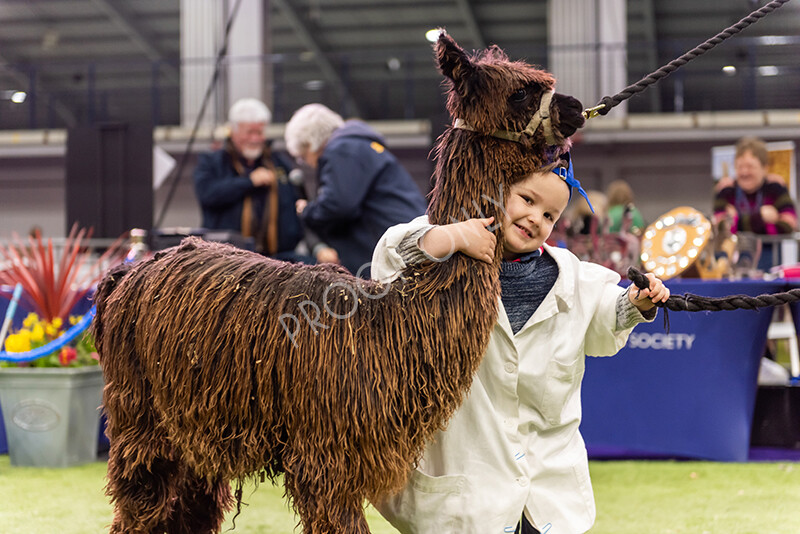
<box><xmin>509</xmin><ymin>89</ymin><xmax>528</xmax><ymax>103</ymax></box>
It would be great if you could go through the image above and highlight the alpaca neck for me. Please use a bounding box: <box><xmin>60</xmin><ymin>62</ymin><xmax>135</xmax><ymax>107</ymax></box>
<box><xmin>427</xmin><ymin>130</ymin><xmax>510</xmax><ymax>259</ymax></box>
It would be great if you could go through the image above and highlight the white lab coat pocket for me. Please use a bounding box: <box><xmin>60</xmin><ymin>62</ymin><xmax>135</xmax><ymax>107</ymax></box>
<box><xmin>380</xmin><ymin>469</ymin><xmax>466</xmax><ymax>533</ymax></box>
<box><xmin>539</xmin><ymin>357</ymin><xmax>584</xmax><ymax>426</ymax></box>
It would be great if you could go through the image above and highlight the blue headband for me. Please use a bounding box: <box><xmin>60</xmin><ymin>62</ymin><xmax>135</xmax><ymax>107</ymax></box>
<box><xmin>551</xmin><ymin>152</ymin><xmax>593</xmax><ymax>213</ymax></box>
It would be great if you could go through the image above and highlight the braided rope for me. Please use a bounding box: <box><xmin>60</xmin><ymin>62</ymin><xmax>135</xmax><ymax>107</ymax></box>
<box><xmin>628</xmin><ymin>267</ymin><xmax>800</xmax><ymax>312</ymax></box>
<box><xmin>593</xmin><ymin>0</ymin><xmax>793</xmax><ymax>116</ymax></box>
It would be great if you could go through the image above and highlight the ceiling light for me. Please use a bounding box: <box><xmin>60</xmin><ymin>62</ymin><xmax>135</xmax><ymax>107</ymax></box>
<box><xmin>386</xmin><ymin>57</ymin><xmax>401</xmax><ymax>72</ymax></box>
<box><xmin>425</xmin><ymin>29</ymin><xmax>442</xmax><ymax>43</ymax></box>
<box><xmin>41</xmin><ymin>29</ymin><xmax>60</xmax><ymax>50</ymax></box>
<box><xmin>757</xmin><ymin>35</ymin><xmax>793</xmax><ymax>46</ymax></box>
<box><xmin>10</xmin><ymin>91</ymin><xmax>27</xmax><ymax>104</ymax></box>
<box><xmin>757</xmin><ymin>65</ymin><xmax>780</xmax><ymax>76</ymax></box>
<box><xmin>722</xmin><ymin>65</ymin><xmax>736</xmax><ymax>76</ymax></box>
<box><xmin>302</xmin><ymin>80</ymin><xmax>325</xmax><ymax>91</ymax></box>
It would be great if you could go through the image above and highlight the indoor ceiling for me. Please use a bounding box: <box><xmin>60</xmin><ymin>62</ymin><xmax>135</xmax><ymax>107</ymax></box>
<box><xmin>0</xmin><ymin>0</ymin><xmax>799</xmax><ymax>131</ymax></box>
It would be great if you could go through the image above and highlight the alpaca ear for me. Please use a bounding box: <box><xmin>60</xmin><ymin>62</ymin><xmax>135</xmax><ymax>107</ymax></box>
<box><xmin>435</xmin><ymin>31</ymin><xmax>475</xmax><ymax>84</ymax></box>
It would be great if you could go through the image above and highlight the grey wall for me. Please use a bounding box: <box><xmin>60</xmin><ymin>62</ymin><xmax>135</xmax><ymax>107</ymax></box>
<box><xmin>0</xmin><ymin>157</ymin><xmax>68</xmax><ymax>238</ymax></box>
<box><xmin>0</xmin><ymin>151</ymin><xmax>201</xmax><ymax>238</ymax></box>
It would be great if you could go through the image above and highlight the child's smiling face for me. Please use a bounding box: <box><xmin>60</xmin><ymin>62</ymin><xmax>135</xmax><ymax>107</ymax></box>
<box><xmin>502</xmin><ymin>170</ymin><xmax>570</xmax><ymax>260</ymax></box>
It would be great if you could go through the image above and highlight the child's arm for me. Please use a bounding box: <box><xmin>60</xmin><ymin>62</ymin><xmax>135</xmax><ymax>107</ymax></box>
<box><xmin>371</xmin><ymin>216</ymin><xmax>433</xmax><ymax>283</ymax></box>
<box><xmin>627</xmin><ymin>272</ymin><xmax>670</xmax><ymax>311</ymax></box>
<box><xmin>419</xmin><ymin>217</ymin><xmax>496</xmax><ymax>264</ymax></box>
<box><xmin>371</xmin><ymin>216</ymin><xmax>496</xmax><ymax>284</ymax></box>
<box><xmin>578</xmin><ymin>259</ymin><xmax>665</xmax><ymax>354</ymax></box>
<box><xmin>616</xmin><ymin>272</ymin><xmax>669</xmax><ymax>332</ymax></box>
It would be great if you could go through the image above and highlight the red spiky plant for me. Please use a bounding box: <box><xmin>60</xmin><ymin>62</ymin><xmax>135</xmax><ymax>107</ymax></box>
<box><xmin>0</xmin><ymin>224</ymin><xmax>127</xmax><ymax>323</ymax></box>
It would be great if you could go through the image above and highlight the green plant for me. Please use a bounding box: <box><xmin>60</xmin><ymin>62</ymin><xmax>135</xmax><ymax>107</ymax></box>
<box><xmin>0</xmin><ymin>224</ymin><xmax>126</xmax><ymax>367</ymax></box>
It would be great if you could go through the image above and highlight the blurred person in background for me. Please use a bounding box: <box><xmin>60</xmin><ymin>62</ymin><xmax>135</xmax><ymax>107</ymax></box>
<box><xmin>284</xmin><ymin>103</ymin><xmax>427</xmax><ymax>278</ymax></box>
<box><xmin>566</xmin><ymin>190</ymin><xmax>608</xmax><ymax>236</ymax></box>
<box><xmin>193</xmin><ymin>98</ymin><xmax>330</xmax><ymax>264</ymax></box>
<box><xmin>713</xmin><ymin>136</ymin><xmax>797</xmax><ymax>270</ymax></box>
<box><xmin>606</xmin><ymin>179</ymin><xmax>646</xmax><ymax>235</ymax></box>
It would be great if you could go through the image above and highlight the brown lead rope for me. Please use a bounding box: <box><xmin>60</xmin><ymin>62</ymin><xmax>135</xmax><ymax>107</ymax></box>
<box><xmin>627</xmin><ymin>266</ymin><xmax>800</xmax><ymax>334</ymax></box>
<box><xmin>583</xmin><ymin>0</ymin><xmax>793</xmax><ymax>119</ymax></box>
<box><xmin>627</xmin><ymin>267</ymin><xmax>800</xmax><ymax>312</ymax></box>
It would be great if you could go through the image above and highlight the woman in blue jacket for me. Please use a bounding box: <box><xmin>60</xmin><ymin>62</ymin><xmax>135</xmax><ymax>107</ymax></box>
<box><xmin>285</xmin><ymin>103</ymin><xmax>428</xmax><ymax>277</ymax></box>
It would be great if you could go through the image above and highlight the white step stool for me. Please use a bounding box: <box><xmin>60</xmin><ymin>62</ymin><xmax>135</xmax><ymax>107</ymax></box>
<box><xmin>767</xmin><ymin>308</ymin><xmax>800</xmax><ymax>379</ymax></box>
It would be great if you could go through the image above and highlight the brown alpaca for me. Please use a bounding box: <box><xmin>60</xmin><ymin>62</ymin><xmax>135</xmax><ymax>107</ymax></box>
<box><xmin>93</xmin><ymin>32</ymin><xmax>584</xmax><ymax>534</ymax></box>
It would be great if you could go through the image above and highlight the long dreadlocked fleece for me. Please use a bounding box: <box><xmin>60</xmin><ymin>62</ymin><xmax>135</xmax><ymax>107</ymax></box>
<box><xmin>93</xmin><ymin>32</ymin><xmax>584</xmax><ymax>534</ymax></box>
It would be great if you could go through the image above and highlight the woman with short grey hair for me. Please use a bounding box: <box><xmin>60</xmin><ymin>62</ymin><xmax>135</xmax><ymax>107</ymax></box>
<box><xmin>284</xmin><ymin>103</ymin><xmax>427</xmax><ymax>278</ymax></box>
<box><xmin>284</xmin><ymin>103</ymin><xmax>345</xmax><ymax>161</ymax></box>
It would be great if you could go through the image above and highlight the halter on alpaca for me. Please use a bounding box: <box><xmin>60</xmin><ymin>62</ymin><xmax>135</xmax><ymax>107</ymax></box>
<box><xmin>453</xmin><ymin>90</ymin><xmax>558</xmax><ymax>144</ymax></box>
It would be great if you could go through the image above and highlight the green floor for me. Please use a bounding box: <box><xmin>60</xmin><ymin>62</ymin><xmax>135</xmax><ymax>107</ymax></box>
<box><xmin>1</xmin><ymin>456</ymin><xmax>798</xmax><ymax>533</ymax></box>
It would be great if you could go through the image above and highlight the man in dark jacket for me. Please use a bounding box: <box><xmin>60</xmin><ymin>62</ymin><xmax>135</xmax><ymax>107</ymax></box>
<box><xmin>194</xmin><ymin>98</ymin><xmax>327</xmax><ymax>263</ymax></box>
<box><xmin>285</xmin><ymin>103</ymin><xmax>428</xmax><ymax>277</ymax></box>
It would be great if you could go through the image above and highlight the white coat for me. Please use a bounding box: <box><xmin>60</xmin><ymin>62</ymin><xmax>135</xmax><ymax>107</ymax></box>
<box><xmin>370</xmin><ymin>216</ymin><xmax>654</xmax><ymax>534</ymax></box>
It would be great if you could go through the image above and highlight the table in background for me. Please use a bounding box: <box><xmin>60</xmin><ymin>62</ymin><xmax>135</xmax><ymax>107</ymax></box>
<box><xmin>580</xmin><ymin>279</ymin><xmax>786</xmax><ymax>462</ymax></box>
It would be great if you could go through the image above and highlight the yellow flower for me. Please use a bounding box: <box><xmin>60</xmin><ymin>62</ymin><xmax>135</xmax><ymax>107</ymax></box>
<box><xmin>69</xmin><ymin>315</ymin><xmax>79</xmax><ymax>326</ymax></box>
<box><xmin>23</xmin><ymin>312</ymin><xmax>39</xmax><ymax>329</ymax></box>
<box><xmin>5</xmin><ymin>333</ymin><xmax>31</xmax><ymax>353</ymax></box>
<box><xmin>45</xmin><ymin>318</ymin><xmax>64</xmax><ymax>338</ymax></box>
<box><xmin>30</xmin><ymin>323</ymin><xmax>45</xmax><ymax>344</ymax></box>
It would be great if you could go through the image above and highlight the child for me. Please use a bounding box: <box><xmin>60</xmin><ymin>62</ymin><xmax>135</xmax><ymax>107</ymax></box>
<box><xmin>370</xmin><ymin>155</ymin><xmax>669</xmax><ymax>534</ymax></box>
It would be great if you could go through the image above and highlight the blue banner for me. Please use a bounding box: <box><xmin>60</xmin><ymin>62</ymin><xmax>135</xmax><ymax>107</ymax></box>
<box><xmin>581</xmin><ymin>279</ymin><xmax>784</xmax><ymax>462</ymax></box>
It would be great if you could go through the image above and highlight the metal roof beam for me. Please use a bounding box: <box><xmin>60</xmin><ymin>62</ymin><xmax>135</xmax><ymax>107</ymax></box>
<box><xmin>88</xmin><ymin>0</ymin><xmax>179</xmax><ymax>83</ymax></box>
<box><xmin>271</xmin><ymin>0</ymin><xmax>362</xmax><ymax>116</ymax></box>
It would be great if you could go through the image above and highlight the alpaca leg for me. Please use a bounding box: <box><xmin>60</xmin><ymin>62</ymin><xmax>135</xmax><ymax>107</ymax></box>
<box><xmin>304</xmin><ymin>502</ymin><xmax>370</xmax><ymax>534</ymax></box>
<box><xmin>106</xmin><ymin>442</ymin><xmax>181</xmax><ymax>533</ymax></box>
<box><xmin>284</xmin><ymin>471</ymin><xmax>370</xmax><ymax>534</ymax></box>
<box><xmin>323</xmin><ymin>502</ymin><xmax>370</xmax><ymax>534</ymax></box>
<box><xmin>164</xmin><ymin>468</ymin><xmax>233</xmax><ymax>534</ymax></box>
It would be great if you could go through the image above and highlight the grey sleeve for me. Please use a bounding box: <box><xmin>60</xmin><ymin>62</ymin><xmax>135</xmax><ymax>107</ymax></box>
<box><xmin>615</xmin><ymin>289</ymin><xmax>657</xmax><ymax>331</ymax></box>
<box><xmin>396</xmin><ymin>227</ymin><xmax>440</xmax><ymax>266</ymax></box>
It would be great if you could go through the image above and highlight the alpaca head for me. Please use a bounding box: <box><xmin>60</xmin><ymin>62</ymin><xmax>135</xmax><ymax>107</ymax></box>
<box><xmin>428</xmin><ymin>31</ymin><xmax>584</xmax><ymax>234</ymax></box>
<box><xmin>435</xmin><ymin>31</ymin><xmax>583</xmax><ymax>153</ymax></box>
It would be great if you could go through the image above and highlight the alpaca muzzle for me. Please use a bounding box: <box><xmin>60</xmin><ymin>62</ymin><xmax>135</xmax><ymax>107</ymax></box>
<box><xmin>453</xmin><ymin>90</ymin><xmax>559</xmax><ymax>145</ymax></box>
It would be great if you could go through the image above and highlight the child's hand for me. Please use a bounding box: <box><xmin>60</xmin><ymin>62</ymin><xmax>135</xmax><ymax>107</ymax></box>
<box><xmin>628</xmin><ymin>272</ymin><xmax>670</xmax><ymax>311</ymax></box>
<box><xmin>419</xmin><ymin>217</ymin><xmax>496</xmax><ymax>263</ymax></box>
<box><xmin>455</xmin><ymin>217</ymin><xmax>497</xmax><ymax>263</ymax></box>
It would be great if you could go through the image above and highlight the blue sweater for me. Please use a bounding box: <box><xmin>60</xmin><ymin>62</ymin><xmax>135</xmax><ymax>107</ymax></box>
<box><xmin>302</xmin><ymin>121</ymin><xmax>427</xmax><ymax>277</ymax></box>
<box><xmin>500</xmin><ymin>251</ymin><xmax>558</xmax><ymax>334</ymax></box>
